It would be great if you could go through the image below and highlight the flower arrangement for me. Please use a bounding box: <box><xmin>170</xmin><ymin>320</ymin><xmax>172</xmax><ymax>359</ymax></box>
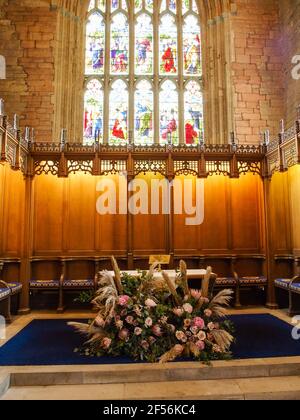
<box><xmin>69</xmin><ymin>257</ymin><xmax>234</xmax><ymax>363</ymax></box>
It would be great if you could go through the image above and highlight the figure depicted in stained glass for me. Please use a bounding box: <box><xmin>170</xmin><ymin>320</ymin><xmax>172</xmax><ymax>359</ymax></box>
<box><xmin>160</xmin><ymin>15</ymin><xmax>177</xmax><ymax>74</ymax></box>
<box><xmin>184</xmin><ymin>81</ymin><xmax>203</xmax><ymax>145</ymax></box>
<box><xmin>169</xmin><ymin>0</ymin><xmax>176</xmax><ymax>12</ymax></box>
<box><xmin>135</xmin><ymin>14</ymin><xmax>153</xmax><ymax>74</ymax></box>
<box><xmin>83</xmin><ymin>80</ymin><xmax>103</xmax><ymax>143</ymax></box>
<box><xmin>110</xmin><ymin>80</ymin><xmax>128</xmax><ymax>144</ymax></box>
<box><xmin>160</xmin><ymin>81</ymin><xmax>178</xmax><ymax>144</ymax></box>
<box><xmin>85</xmin><ymin>13</ymin><xmax>105</xmax><ymax>75</ymax></box>
<box><xmin>111</xmin><ymin>14</ymin><xmax>129</xmax><ymax>74</ymax></box>
<box><xmin>135</xmin><ymin>80</ymin><xmax>153</xmax><ymax>145</ymax></box>
<box><xmin>112</xmin><ymin>0</ymin><xmax>119</xmax><ymax>11</ymax></box>
<box><xmin>183</xmin><ymin>15</ymin><xmax>201</xmax><ymax>75</ymax></box>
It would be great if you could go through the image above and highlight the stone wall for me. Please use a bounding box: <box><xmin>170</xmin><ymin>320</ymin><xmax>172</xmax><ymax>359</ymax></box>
<box><xmin>0</xmin><ymin>0</ymin><xmax>55</xmax><ymax>140</ymax></box>
<box><xmin>279</xmin><ymin>0</ymin><xmax>300</xmax><ymax>127</ymax></box>
<box><xmin>230</xmin><ymin>0</ymin><xmax>284</xmax><ymax>143</ymax></box>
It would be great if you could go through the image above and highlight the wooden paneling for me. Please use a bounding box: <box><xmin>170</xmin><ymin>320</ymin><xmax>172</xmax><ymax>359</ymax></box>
<box><xmin>0</xmin><ymin>163</ymin><xmax>25</xmax><ymax>257</ymax></box>
<box><xmin>287</xmin><ymin>166</ymin><xmax>300</xmax><ymax>254</ymax></box>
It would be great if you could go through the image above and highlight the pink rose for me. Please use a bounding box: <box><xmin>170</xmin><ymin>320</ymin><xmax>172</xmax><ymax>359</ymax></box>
<box><xmin>145</xmin><ymin>298</ymin><xmax>157</xmax><ymax>308</ymax></box>
<box><xmin>195</xmin><ymin>340</ymin><xmax>205</xmax><ymax>350</ymax></box>
<box><xmin>145</xmin><ymin>317</ymin><xmax>153</xmax><ymax>327</ymax></box>
<box><xmin>115</xmin><ymin>320</ymin><xmax>124</xmax><ymax>330</ymax></box>
<box><xmin>119</xmin><ymin>295</ymin><xmax>130</xmax><ymax>307</ymax></box>
<box><xmin>173</xmin><ymin>308</ymin><xmax>184</xmax><ymax>317</ymax></box>
<box><xmin>152</xmin><ymin>324</ymin><xmax>163</xmax><ymax>337</ymax></box>
<box><xmin>183</xmin><ymin>303</ymin><xmax>193</xmax><ymax>314</ymax></box>
<box><xmin>204</xmin><ymin>309</ymin><xmax>212</xmax><ymax>318</ymax></box>
<box><xmin>191</xmin><ymin>289</ymin><xmax>202</xmax><ymax>300</ymax></box>
<box><xmin>102</xmin><ymin>337</ymin><xmax>112</xmax><ymax>349</ymax></box>
<box><xmin>134</xmin><ymin>327</ymin><xmax>142</xmax><ymax>336</ymax></box>
<box><xmin>141</xmin><ymin>340</ymin><xmax>149</xmax><ymax>350</ymax></box>
<box><xmin>176</xmin><ymin>330</ymin><xmax>188</xmax><ymax>343</ymax></box>
<box><xmin>118</xmin><ymin>328</ymin><xmax>129</xmax><ymax>341</ymax></box>
<box><xmin>125</xmin><ymin>316</ymin><xmax>134</xmax><ymax>325</ymax></box>
<box><xmin>197</xmin><ymin>331</ymin><xmax>206</xmax><ymax>341</ymax></box>
<box><xmin>148</xmin><ymin>336</ymin><xmax>156</xmax><ymax>345</ymax></box>
<box><xmin>193</xmin><ymin>317</ymin><xmax>205</xmax><ymax>329</ymax></box>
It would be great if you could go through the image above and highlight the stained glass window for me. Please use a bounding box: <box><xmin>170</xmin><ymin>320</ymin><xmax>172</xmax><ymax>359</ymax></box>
<box><xmin>184</xmin><ymin>81</ymin><xmax>204</xmax><ymax>145</ymax></box>
<box><xmin>83</xmin><ymin>79</ymin><xmax>103</xmax><ymax>144</ymax></box>
<box><xmin>84</xmin><ymin>0</ymin><xmax>204</xmax><ymax>146</ymax></box>
<box><xmin>159</xmin><ymin>14</ymin><xmax>177</xmax><ymax>75</ymax></box>
<box><xmin>85</xmin><ymin>13</ymin><xmax>105</xmax><ymax>75</ymax></box>
<box><xmin>135</xmin><ymin>80</ymin><xmax>154</xmax><ymax>145</ymax></box>
<box><xmin>111</xmin><ymin>13</ymin><xmax>129</xmax><ymax>74</ymax></box>
<box><xmin>160</xmin><ymin>80</ymin><xmax>178</xmax><ymax>145</ymax></box>
<box><xmin>135</xmin><ymin>14</ymin><xmax>153</xmax><ymax>75</ymax></box>
<box><xmin>109</xmin><ymin>80</ymin><xmax>128</xmax><ymax>144</ymax></box>
<box><xmin>183</xmin><ymin>14</ymin><xmax>201</xmax><ymax>76</ymax></box>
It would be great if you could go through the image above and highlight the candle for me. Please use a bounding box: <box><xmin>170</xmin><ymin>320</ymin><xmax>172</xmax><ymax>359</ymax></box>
<box><xmin>13</xmin><ymin>114</ymin><xmax>19</xmax><ymax>130</ymax></box>
<box><xmin>230</xmin><ymin>131</ymin><xmax>235</xmax><ymax>144</ymax></box>
<box><xmin>61</xmin><ymin>128</ymin><xmax>66</xmax><ymax>143</ymax></box>
<box><xmin>0</xmin><ymin>98</ymin><xmax>4</xmax><ymax>116</ymax></box>
<box><xmin>265</xmin><ymin>129</ymin><xmax>270</xmax><ymax>145</ymax></box>
<box><xmin>280</xmin><ymin>119</ymin><xmax>285</xmax><ymax>133</ymax></box>
<box><xmin>25</xmin><ymin>127</ymin><xmax>30</xmax><ymax>142</ymax></box>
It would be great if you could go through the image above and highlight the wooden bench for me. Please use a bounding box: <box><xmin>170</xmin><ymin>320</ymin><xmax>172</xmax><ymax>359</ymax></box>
<box><xmin>29</xmin><ymin>258</ymin><xmax>64</xmax><ymax>313</ymax></box>
<box><xmin>60</xmin><ymin>258</ymin><xmax>99</xmax><ymax>311</ymax></box>
<box><xmin>275</xmin><ymin>256</ymin><xmax>300</xmax><ymax>315</ymax></box>
<box><xmin>0</xmin><ymin>260</ymin><xmax>22</xmax><ymax>322</ymax></box>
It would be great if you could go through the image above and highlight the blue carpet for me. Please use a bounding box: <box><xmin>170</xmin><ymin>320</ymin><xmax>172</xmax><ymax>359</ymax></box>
<box><xmin>0</xmin><ymin>314</ymin><xmax>299</xmax><ymax>366</ymax></box>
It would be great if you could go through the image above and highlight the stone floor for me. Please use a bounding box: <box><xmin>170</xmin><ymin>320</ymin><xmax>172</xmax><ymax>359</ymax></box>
<box><xmin>1</xmin><ymin>307</ymin><xmax>300</xmax><ymax>400</ymax></box>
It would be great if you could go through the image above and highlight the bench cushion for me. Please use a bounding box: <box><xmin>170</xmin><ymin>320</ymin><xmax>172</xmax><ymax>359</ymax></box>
<box><xmin>275</xmin><ymin>278</ymin><xmax>291</xmax><ymax>290</ymax></box>
<box><xmin>30</xmin><ymin>280</ymin><xmax>60</xmax><ymax>288</ymax></box>
<box><xmin>216</xmin><ymin>277</ymin><xmax>236</xmax><ymax>286</ymax></box>
<box><xmin>291</xmin><ymin>283</ymin><xmax>300</xmax><ymax>294</ymax></box>
<box><xmin>239</xmin><ymin>276</ymin><xmax>267</xmax><ymax>285</ymax></box>
<box><xmin>0</xmin><ymin>288</ymin><xmax>10</xmax><ymax>300</ymax></box>
<box><xmin>63</xmin><ymin>279</ymin><xmax>94</xmax><ymax>288</ymax></box>
<box><xmin>7</xmin><ymin>282</ymin><xmax>22</xmax><ymax>294</ymax></box>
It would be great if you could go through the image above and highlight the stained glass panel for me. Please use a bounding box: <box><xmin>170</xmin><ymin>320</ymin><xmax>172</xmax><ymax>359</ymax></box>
<box><xmin>109</xmin><ymin>80</ymin><xmax>128</xmax><ymax>144</ymax></box>
<box><xmin>182</xmin><ymin>0</ymin><xmax>190</xmax><ymax>14</ymax></box>
<box><xmin>169</xmin><ymin>0</ymin><xmax>176</xmax><ymax>13</ymax></box>
<box><xmin>160</xmin><ymin>80</ymin><xmax>178</xmax><ymax>145</ymax></box>
<box><xmin>159</xmin><ymin>14</ymin><xmax>177</xmax><ymax>75</ymax></box>
<box><xmin>83</xmin><ymin>79</ymin><xmax>103</xmax><ymax>144</ymax></box>
<box><xmin>111</xmin><ymin>13</ymin><xmax>129</xmax><ymax>74</ymax></box>
<box><xmin>135</xmin><ymin>80</ymin><xmax>154</xmax><ymax>145</ymax></box>
<box><xmin>88</xmin><ymin>0</ymin><xmax>95</xmax><ymax>12</ymax></box>
<box><xmin>98</xmin><ymin>0</ymin><xmax>106</xmax><ymax>12</ymax></box>
<box><xmin>145</xmin><ymin>0</ymin><xmax>153</xmax><ymax>12</ymax></box>
<box><xmin>183</xmin><ymin>14</ymin><xmax>201</xmax><ymax>75</ymax></box>
<box><xmin>135</xmin><ymin>0</ymin><xmax>143</xmax><ymax>12</ymax></box>
<box><xmin>111</xmin><ymin>0</ymin><xmax>119</xmax><ymax>11</ymax></box>
<box><xmin>122</xmin><ymin>0</ymin><xmax>128</xmax><ymax>11</ymax></box>
<box><xmin>85</xmin><ymin>13</ymin><xmax>105</xmax><ymax>75</ymax></box>
<box><xmin>135</xmin><ymin>14</ymin><xmax>153</xmax><ymax>75</ymax></box>
<box><xmin>192</xmin><ymin>0</ymin><xmax>198</xmax><ymax>13</ymax></box>
<box><xmin>184</xmin><ymin>81</ymin><xmax>203</xmax><ymax>145</ymax></box>
<box><xmin>160</xmin><ymin>0</ymin><xmax>166</xmax><ymax>12</ymax></box>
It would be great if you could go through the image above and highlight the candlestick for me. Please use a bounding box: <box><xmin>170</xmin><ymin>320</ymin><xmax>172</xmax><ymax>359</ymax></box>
<box><xmin>230</xmin><ymin>131</ymin><xmax>235</xmax><ymax>144</ymax></box>
<box><xmin>60</xmin><ymin>128</ymin><xmax>66</xmax><ymax>143</ymax></box>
